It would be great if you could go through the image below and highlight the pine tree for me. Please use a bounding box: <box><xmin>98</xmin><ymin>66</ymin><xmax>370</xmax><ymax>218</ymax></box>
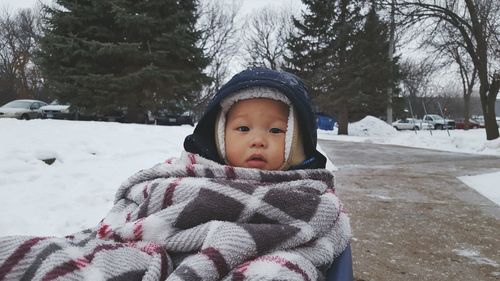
<box><xmin>37</xmin><ymin>0</ymin><xmax>209</xmax><ymax>122</ymax></box>
<box><xmin>285</xmin><ymin>0</ymin><xmax>365</xmax><ymax>135</ymax></box>
<box><xmin>349</xmin><ymin>3</ymin><xmax>399</xmax><ymax>121</ymax></box>
<box><xmin>37</xmin><ymin>0</ymin><xmax>114</xmax><ymax>114</ymax></box>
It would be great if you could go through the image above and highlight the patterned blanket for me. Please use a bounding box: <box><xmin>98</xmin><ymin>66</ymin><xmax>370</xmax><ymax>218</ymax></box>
<box><xmin>0</xmin><ymin>152</ymin><xmax>351</xmax><ymax>281</ymax></box>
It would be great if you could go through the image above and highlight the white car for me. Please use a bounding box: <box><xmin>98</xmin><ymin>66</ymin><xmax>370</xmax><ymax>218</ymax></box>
<box><xmin>392</xmin><ymin>118</ymin><xmax>433</xmax><ymax>130</ymax></box>
<box><xmin>40</xmin><ymin>101</ymin><xmax>71</xmax><ymax>119</ymax></box>
<box><xmin>472</xmin><ymin>115</ymin><xmax>484</xmax><ymax>125</ymax></box>
<box><xmin>472</xmin><ymin>115</ymin><xmax>500</xmax><ymax>126</ymax></box>
<box><xmin>0</xmin><ymin>99</ymin><xmax>48</xmax><ymax>120</ymax></box>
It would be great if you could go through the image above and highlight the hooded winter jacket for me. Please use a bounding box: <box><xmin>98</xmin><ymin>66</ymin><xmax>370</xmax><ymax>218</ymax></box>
<box><xmin>184</xmin><ymin>67</ymin><xmax>327</xmax><ymax>170</ymax></box>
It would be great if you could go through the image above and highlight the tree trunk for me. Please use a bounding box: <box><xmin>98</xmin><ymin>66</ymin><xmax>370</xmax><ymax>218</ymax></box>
<box><xmin>337</xmin><ymin>105</ymin><xmax>349</xmax><ymax>135</ymax></box>
<box><xmin>464</xmin><ymin>0</ymin><xmax>499</xmax><ymax>140</ymax></box>
<box><xmin>125</xmin><ymin>96</ymin><xmax>145</xmax><ymax>124</ymax></box>
<box><xmin>386</xmin><ymin>0</ymin><xmax>395</xmax><ymax>124</ymax></box>
<box><xmin>479</xmin><ymin>84</ymin><xmax>499</xmax><ymax>140</ymax></box>
<box><xmin>126</xmin><ymin>88</ymin><xmax>152</xmax><ymax>124</ymax></box>
<box><xmin>478</xmin><ymin>86</ymin><xmax>499</xmax><ymax>140</ymax></box>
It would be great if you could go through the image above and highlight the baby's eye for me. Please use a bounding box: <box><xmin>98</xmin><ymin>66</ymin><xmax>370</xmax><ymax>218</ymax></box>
<box><xmin>269</xmin><ymin>128</ymin><xmax>285</xmax><ymax>134</ymax></box>
<box><xmin>236</xmin><ymin>126</ymin><xmax>250</xmax><ymax>132</ymax></box>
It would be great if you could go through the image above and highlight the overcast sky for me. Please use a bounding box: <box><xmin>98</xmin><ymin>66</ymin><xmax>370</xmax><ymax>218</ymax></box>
<box><xmin>1</xmin><ymin>0</ymin><xmax>304</xmax><ymax>15</ymax></box>
<box><xmin>0</xmin><ymin>0</ymin><xmax>49</xmax><ymax>11</ymax></box>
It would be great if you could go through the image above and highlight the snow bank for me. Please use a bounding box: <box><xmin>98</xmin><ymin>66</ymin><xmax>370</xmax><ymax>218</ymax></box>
<box><xmin>318</xmin><ymin>115</ymin><xmax>500</xmax><ymax>156</ymax></box>
<box><xmin>348</xmin><ymin>116</ymin><xmax>398</xmax><ymax>137</ymax></box>
<box><xmin>0</xmin><ymin>119</ymin><xmax>194</xmax><ymax>236</ymax></box>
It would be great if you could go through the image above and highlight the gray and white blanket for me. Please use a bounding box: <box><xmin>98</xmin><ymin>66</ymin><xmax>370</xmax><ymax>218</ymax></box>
<box><xmin>0</xmin><ymin>152</ymin><xmax>350</xmax><ymax>281</ymax></box>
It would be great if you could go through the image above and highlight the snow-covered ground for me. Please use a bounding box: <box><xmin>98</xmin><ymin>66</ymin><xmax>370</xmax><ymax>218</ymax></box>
<box><xmin>0</xmin><ymin>117</ymin><xmax>499</xmax><ymax>237</ymax></box>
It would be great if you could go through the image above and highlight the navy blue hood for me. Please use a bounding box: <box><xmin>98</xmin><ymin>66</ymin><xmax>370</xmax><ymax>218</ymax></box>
<box><xmin>183</xmin><ymin>67</ymin><xmax>327</xmax><ymax>169</ymax></box>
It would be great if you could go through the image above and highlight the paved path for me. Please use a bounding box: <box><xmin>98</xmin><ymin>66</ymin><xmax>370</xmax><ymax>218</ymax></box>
<box><xmin>319</xmin><ymin>140</ymin><xmax>500</xmax><ymax>281</ymax></box>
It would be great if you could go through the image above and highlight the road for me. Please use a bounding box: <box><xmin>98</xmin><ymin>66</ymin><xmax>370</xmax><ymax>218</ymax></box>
<box><xmin>319</xmin><ymin>140</ymin><xmax>500</xmax><ymax>281</ymax></box>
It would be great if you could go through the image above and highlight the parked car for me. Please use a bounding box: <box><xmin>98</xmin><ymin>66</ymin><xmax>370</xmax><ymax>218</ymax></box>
<box><xmin>471</xmin><ymin>115</ymin><xmax>485</xmax><ymax>126</ymax></box>
<box><xmin>67</xmin><ymin>106</ymin><xmax>127</xmax><ymax>122</ymax></box>
<box><xmin>41</xmin><ymin>102</ymin><xmax>102</xmax><ymax>121</ymax></box>
<box><xmin>454</xmin><ymin>118</ymin><xmax>482</xmax><ymax>129</ymax></box>
<box><xmin>40</xmin><ymin>100</ymin><xmax>71</xmax><ymax>119</ymax></box>
<box><xmin>0</xmin><ymin>99</ymin><xmax>47</xmax><ymax>120</ymax></box>
<box><xmin>155</xmin><ymin>110</ymin><xmax>194</xmax><ymax>126</ymax></box>
<box><xmin>96</xmin><ymin>108</ymin><xmax>127</xmax><ymax>122</ymax></box>
<box><xmin>423</xmin><ymin>114</ymin><xmax>455</xmax><ymax>130</ymax></box>
<box><xmin>472</xmin><ymin>115</ymin><xmax>500</xmax><ymax>127</ymax></box>
<box><xmin>392</xmin><ymin>118</ymin><xmax>434</xmax><ymax>130</ymax></box>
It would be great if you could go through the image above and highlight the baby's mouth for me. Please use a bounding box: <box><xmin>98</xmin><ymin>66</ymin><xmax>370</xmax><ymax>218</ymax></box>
<box><xmin>246</xmin><ymin>154</ymin><xmax>267</xmax><ymax>168</ymax></box>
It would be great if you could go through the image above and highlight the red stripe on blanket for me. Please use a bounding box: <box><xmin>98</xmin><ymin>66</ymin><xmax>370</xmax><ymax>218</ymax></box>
<box><xmin>186</xmin><ymin>164</ymin><xmax>196</xmax><ymax>176</ymax></box>
<box><xmin>162</xmin><ymin>178</ymin><xmax>182</xmax><ymax>209</ymax></box>
<box><xmin>133</xmin><ymin>220</ymin><xmax>144</xmax><ymax>240</ymax></box>
<box><xmin>231</xmin><ymin>271</ymin><xmax>245</xmax><ymax>281</ymax></box>
<box><xmin>41</xmin><ymin>244</ymin><xmax>123</xmax><ymax>281</ymax></box>
<box><xmin>0</xmin><ymin>237</ymin><xmax>47</xmax><ymax>280</ymax></box>
<box><xmin>225</xmin><ymin>166</ymin><xmax>236</xmax><ymax>179</ymax></box>
<box><xmin>74</xmin><ymin>257</ymin><xmax>89</xmax><ymax>268</ymax></box>
<box><xmin>97</xmin><ymin>224</ymin><xmax>111</xmax><ymax>239</ymax></box>
<box><xmin>283</xmin><ymin>260</ymin><xmax>311</xmax><ymax>281</ymax></box>
<box><xmin>159</xmin><ymin>247</ymin><xmax>169</xmax><ymax>281</ymax></box>
<box><xmin>201</xmin><ymin>247</ymin><xmax>229</xmax><ymax>278</ymax></box>
<box><xmin>232</xmin><ymin>261</ymin><xmax>251</xmax><ymax>281</ymax></box>
<box><xmin>135</xmin><ymin>242</ymin><xmax>161</xmax><ymax>255</ymax></box>
<box><xmin>188</xmin><ymin>153</ymin><xmax>197</xmax><ymax>164</ymax></box>
<box><xmin>143</xmin><ymin>185</ymin><xmax>149</xmax><ymax>199</ymax></box>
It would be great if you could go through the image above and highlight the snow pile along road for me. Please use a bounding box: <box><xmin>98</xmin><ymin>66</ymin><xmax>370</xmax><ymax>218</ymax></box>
<box><xmin>318</xmin><ymin>115</ymin><xmax>500</xmax><ymax>156</ymax></box>
<box><xmin>347</xmin><ymin>115</ymin><xmax>397</xmax><ymax>137</ymax></box>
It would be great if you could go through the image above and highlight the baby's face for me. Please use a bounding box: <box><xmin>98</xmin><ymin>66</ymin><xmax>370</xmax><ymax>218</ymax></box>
<box><xmin>225</xmin><ymin>98</ymin><xmax>288</xmax><ymax>170</ymax></box>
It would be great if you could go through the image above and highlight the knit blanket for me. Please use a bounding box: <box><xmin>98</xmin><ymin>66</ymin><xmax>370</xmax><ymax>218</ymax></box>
<box><xmin>0</xmin><ymin>152</ymin><xmax>350</xmax><ymax>281</ymax></box>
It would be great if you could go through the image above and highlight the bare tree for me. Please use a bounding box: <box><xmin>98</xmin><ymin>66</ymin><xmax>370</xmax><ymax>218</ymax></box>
<box><xmin>242</xmin><ymin>7</ymin><xmax>293</xmax><ymax>70</ymax></box>
<box><xmin>432</xmin><ymin>83</ymin><xmax>465</xmax><ymax>117</ymax></box>
<box><xmin>197</xmin><ymin>0</ymin><xmax>241</xmax><ymax>106</ymax></box>
<box><xmin>450</xmin><ymin>45</ymin><xmax>477</xmax><ymax>128</ymax></box>
<box><xmin>0</xmin><ymin>7</ymin><xmax>43</xmax><ymax>104</ymax></box>
<box><xmin>400</xmin><ymin>58</ymin><xmax>437</xmax><ymax>117</ymax></box>
<box><xmin>423</xmin><ymin>20</ymin><xmax>478</xmax><ymax>129</ymax></box>
<box><xmin>396</xmin><ymin>0</ymin><xmax>500</xmax><ymax>140</ymax></box>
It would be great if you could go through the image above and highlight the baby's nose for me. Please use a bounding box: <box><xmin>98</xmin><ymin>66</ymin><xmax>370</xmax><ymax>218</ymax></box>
<box><xmin>250</xmin><ymin>133</ymin><xmax>266</xmax><ymax>148</ymax></box>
